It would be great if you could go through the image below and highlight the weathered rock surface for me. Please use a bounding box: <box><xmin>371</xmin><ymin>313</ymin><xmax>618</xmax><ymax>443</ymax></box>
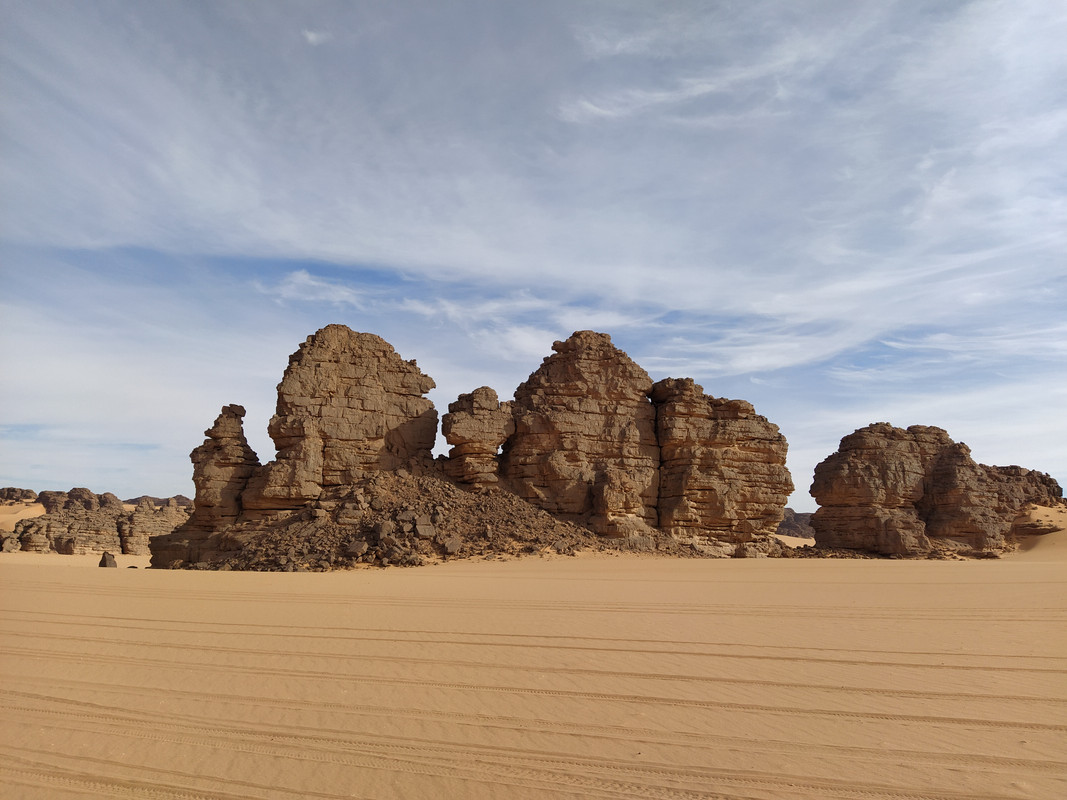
<box><xmin>810</xmin><ymin>424</ymin><xmax>1063</xmax><ymax>556</ymax></box>
<box><xmin>242</xmin><ymin>326</ymin><xmax>437</xmax><ymax>512</ymax></box>
<box><xmin>499</xmin><ymin>332</ymin><xmax>661</xmax><ymax>537</ymax></box>
<box><xmin>652</xmin><ymin>378</ymin><xmax>792</xmax><ymax>547</ymax></box>
<box><xmin>14</xmin><ymin>489</ymin><xmax>190</xmax><ymax>555</ymax></box>
<box><xmin>150</xmin><ymin>405</ymin><xmax>261</xmax><ymax>567</ymax></box>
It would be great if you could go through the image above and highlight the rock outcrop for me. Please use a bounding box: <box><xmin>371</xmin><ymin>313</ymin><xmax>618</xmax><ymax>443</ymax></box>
<box><xmin>776</xmin><ymin>508</ymin><xmax>815</xmax><ymax>539</ymax></box>
<box><xmin>242</xmin><ymin>326</ymin><xmax>437</xmax><ymax>512</ymax></box>
<box><xmin>13</xmin><ymin>489</ymin><xmax>190</xmax><ymax>555</ymax></box>
<box><xmin>153</xmin><ymin>326</ymin><xmax>795</xmax><ymax>568</ymax></box>
<box><xmin>810</xmin><ymin>424</ymin><xmax>1063</xmax><ymax>556</ymax></box>
<box><xmin>441</xmin><ymin>387</ymin><xmax>514</xmax><ymax>488</ymax></box>
<box><xmin>499</xmin><ymin>332</ymin><xmax>661</xmax><ymax>537</ymax></box>
<box><xmin>1</xmin><ymin>487</ymin><xmax>38</xmax><ymax>502</ymax></box>
<box><xmin>652</xmin><ymin>378</ymin><xmax>793</xmax><ymax>550</ymax></box>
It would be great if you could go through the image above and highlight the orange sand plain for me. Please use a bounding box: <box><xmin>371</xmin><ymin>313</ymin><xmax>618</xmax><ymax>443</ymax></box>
<box><xmin>1</xmin><ymin>510</ymin><xmax>1065</xmax><ymax>799</ymax></box>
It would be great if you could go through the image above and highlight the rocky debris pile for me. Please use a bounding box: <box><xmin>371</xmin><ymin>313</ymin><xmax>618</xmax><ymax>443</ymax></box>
<box><xmin>12</xmin><ymin>489</ymin><xmax>190</xmax><ymax>555</ymax></box>
<box><xmin>776</xmin><ymin>508</ymin><xmax>815</xmax><ymax>539</ymax></box>
<box><xmin>158</xmin><ymin>472</ymin><xmax>716</xmax><ymax>571</ymax></box>
<box><xmin>810</xmin><ymin>424</ymin><xmax>1064</xmax><ymax>557</ymax></box>
<box><xmin>1</xmin><ymin>487</ymin><xmax>38</xmax><ymax>503</ymax></box>
<box><xmin>155</xmin><ymin>326</ymin><xmax>795</xmax><ymax>568</ymax></box>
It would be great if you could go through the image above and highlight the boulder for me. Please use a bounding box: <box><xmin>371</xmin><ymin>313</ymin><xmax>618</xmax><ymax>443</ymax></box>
<box><xmin>98</xmin><ymin>551</ymin><xmax>117</xmax><ymax>568</ymax></box>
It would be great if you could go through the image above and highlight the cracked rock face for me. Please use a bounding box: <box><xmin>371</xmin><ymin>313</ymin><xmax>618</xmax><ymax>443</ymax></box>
<box><xmin>242</xmin><ymin>325</ymin><xmax>438</xmax><ymax>512</ymax></box>
<box><xmin>499</xmin><ymin>331</ymin><xmax>660</xmax><ymax>537</ymax></box>
<box><xmin>652</xmin><ymin>378</ymin><xmax>793</xmax><ymax>544</ymax></box>
<box><xmin>810</xmin><ymin>423</ymin><xmax>1063</xmax><ymax>556</ymax></box>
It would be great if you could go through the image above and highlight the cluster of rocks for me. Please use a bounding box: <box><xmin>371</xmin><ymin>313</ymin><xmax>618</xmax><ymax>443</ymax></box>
<box><xmin>810</xmin><ymin>423</ymin><xmax>1063</xmax><ymax>557</ymax></box>
<box><xmin>444</xmin><ymin>332</ymin><xmax>793</xmax><ymax>550</ymax></box>
<box><xmin>9</xmin><ymin>326</ymin><xmax>1062</xmax><ymax>566</ymax></box>
<box><xmin>8</xmin><ymin>489</ymin><xmax>190</xmax><ymax>555</ymax></box>
<box><xmin>152</xmin><ymin>325</ymin><xmax>793</xmax><ymax>568</ymax></box>
<box><xmin>1</xmin><ymin>487</ymin><xmax>38</xmax><ymax>503</ymax></box>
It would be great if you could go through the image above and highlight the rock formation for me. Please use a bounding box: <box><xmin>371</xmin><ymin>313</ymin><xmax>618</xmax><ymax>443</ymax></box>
<box><xmin>776</xmin><ymin>508</ymin><xmax>815</xmax><ymax>539</ymax></box>
<box><xmin>154</xmin><ymin>326</ymin><xmax>796</xmax><ymax>568</ymax></box>
<box><xmin>652</xmin><ymin>378</ymin><xmax>793</xmax><ymax>551</ymax></box>
<box><xmin>441</xmin><ymin>387</ymin><xmax>514</xmax><ymax>488</ymax></box>
<box><xmin>810</xmin><ymin>424</ymin><xmax>1063</xmax><ymax>556</ymax></box>
<box><xmin>13</xmin><ymin>489</ymin><xmax>190</xmax><ymax>555</ymax></box>
<box><xmin>499</xmin><ymin>331</ymin><xmax>661</xmax><ymax>537</ymax></box>
<box><xmin>1</xmin><ymin>487</ymin><xmax>38</xmax><ymax>502</ymax></box>
<box><xmin>241</xmin><ymin>326</ymin><xmax>437</xmax><ymax>512</ymax></box>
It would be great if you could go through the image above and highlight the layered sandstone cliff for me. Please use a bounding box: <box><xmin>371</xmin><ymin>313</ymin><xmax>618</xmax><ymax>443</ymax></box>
<box><xmin>810</xmin><ymin>423</ymin><xmax>1063</xmax><ymax>556</ymax></box>
<box><xmin>652</xmin><ymin>378</ymin><xmax>793</xmax><ymax>549</ymax></box>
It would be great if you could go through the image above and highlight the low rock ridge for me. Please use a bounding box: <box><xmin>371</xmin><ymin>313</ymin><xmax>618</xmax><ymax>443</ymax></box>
<box><xmin>153</xmin><ymin>325</ymin><xmax>794</xmax><ymax>568</ymax></box>
<box><xmin>1</xmin><ymin>487</ymin><xmax>38</xmax><ymax>503</ymax></box>
<box><xmin>809</xmin><ymin>423</ymin><xmax>1063</xmax><ymax>557</ymax></box>
<box><xmin>11</xmin><ymin>489</ymin><xmax>191</xmax><ymax>555</ymax></box>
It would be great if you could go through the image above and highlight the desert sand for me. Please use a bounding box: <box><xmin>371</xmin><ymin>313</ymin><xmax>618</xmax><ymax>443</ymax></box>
<box><xmin>1</xmin><ymin>517</ymin><xmax>1065</xmax><ymax>800</ymax></box>
<box><xmin>0</xmin><ymin>501</ymin><xmax>45</xmax><ymax>532</ymax></box>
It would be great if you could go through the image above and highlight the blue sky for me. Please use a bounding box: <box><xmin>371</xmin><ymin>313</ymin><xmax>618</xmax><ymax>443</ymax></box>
<box><xmin>1</xmin><ymin>1</ymin><xmax>1065</xmax><ymax>511</ymax></box>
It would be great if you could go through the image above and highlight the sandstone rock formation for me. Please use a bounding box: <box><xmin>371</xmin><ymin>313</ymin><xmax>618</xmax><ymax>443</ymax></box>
<box><xmin>1</xmin><ymin>487</ymin><xmax>38</xmax><ymax>502</ymax></box>
<box><xmin>441</xmin><ymin>387</ymin><xmax>514</xmax><ymax>488</ymax></box>
<box><xmin>153</xmin><ymin>326</ymin><xmax>795</xmax><ymax>568</ymax></box>
<box><xmin>124</xmin><ymin>494</ymin><xmax>193</xmax><ymax>508</ymax></box>
<box><xmin>13</xmin><ymin>489</ymin><xmax>190</xmax><ymax>555</ymax></box>
<box><xmin>652</xmin><ymin>378</ymin><xmax>793</xmax><ymax>550</ymax></box>
<box><xmin>499</xmin><ymin>332</ymin><xmax>661</xmax><ymax>537</ymax></box>
<box><xmin>242</xmin><ymin>326</ymin><xmax>437</xmax><ymax>513</ymax></box>
<box><xmin>810</xmin><ymin>424</ymin><xmax>1063</xmax><ymax>556</ymax></box>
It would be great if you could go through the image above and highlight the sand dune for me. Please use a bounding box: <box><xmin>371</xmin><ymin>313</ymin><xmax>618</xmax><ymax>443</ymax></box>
<box><xmin>0</xmin><ymin>502</ymin><xmax>44</xmax><ymax>532</ymax></box>
<box><xmin>2</xmin><ymin>546</ymin><xmax>1065</xmax><ymax>800</ymax></box>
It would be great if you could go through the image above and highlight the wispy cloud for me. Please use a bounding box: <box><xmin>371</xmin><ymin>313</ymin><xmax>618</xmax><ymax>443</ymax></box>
<box><xmin>301</xmin><ymin>29</ymin><xmax>332</xmax><ymax>46</ymax></box>
<box><xmin>258</xmin><ymin>269</ymin><xmax>366</xmax><ymax>308</ymax></box>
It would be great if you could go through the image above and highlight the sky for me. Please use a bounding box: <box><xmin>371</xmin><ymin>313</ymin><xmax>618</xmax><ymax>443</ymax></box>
<box><xmin>1</xmin><ymin>0</ymin><xmax>1065</xmax><ymax>512</ymax></box>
